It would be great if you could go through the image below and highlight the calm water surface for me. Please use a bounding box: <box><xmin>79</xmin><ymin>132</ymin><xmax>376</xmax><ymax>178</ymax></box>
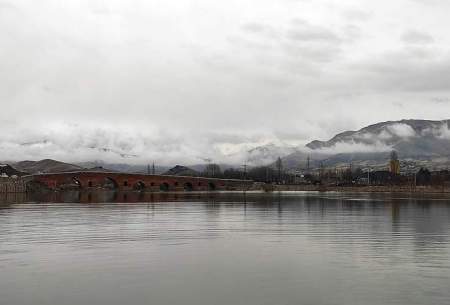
<box><xmin>1</xmin><ymin>191</ymin><xmax>450</xmax><ymax>305</ymax></box>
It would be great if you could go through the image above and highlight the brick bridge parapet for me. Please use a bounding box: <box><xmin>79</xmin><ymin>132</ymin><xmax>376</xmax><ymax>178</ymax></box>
<box><xmin>23</xmin><ymin>171</ymin><xmax>254</xmax><ymax>192</ymax></box>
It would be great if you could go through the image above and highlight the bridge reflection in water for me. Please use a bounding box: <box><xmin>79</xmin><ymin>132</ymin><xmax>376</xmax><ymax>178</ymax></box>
<box><xmin>33</xmin><ymin>190</ymin><xmax>244</xmax><ymax>204</ymax></box>
<box><xmin>0</xmin><ymin>190</ymin><xmax>256</xmax><ymax>205</ymax></box>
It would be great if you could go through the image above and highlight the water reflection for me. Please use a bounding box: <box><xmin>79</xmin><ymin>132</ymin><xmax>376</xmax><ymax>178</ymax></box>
<box><xmin>1</xmin><ymin>191</ymin><xmax>450</xmax><ymax>305</ymax></box>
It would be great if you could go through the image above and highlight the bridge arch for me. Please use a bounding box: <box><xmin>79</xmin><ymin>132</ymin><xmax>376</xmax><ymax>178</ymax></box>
<box><xmin>184</xmin><ymin>182</ymin><xmax>193</xmax><ymax>191</ymax></box>
<box><xmin>134</xmin><ymin>181</ymin><xmax>145</xmax><ymax>191</ymax></box>
<box><xmin>208</xmin><ymin>182</ymin><xmax>216</xmax><ymax>191</ymax></box>
<box><xmin>55</xmin><ymin>176</ymin><xmax>82</xmax><ymax>190</ymax></box>
<box><xmin>160</xmin><ymin>182</ymin><xmax>170</xmax><ymax>192</ymax></box>
<box><xmin>72</xmin><ymin>177</ymin><xmax>82</xmax><ymax>188</ymax></box>
<box><xmin>103</xmin><ymin>177</ymin><xmax>119</xmax><ymax>190</ymax></box>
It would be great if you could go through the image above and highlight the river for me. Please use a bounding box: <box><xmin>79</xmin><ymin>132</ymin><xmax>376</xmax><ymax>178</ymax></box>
<box><xmin>1</xmin><ymin>191</ymin><xmax>450</xmax><ymax>305</ymax></box>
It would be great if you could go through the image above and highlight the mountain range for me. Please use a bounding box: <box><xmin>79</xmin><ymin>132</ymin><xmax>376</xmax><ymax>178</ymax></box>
<box><xmin>3</xmin><ymin>119</ymin><xmax>450</xmax><ymax>175</ymax></box>
<box><xmin>12</xmin><ymin>159</ymin><xmax>83</xmax><ymax>174</ymax></box>
<box><xmin>279</xmin><ymin>119</ymin><xmax>450</xmax><ymax>171</ymax></box>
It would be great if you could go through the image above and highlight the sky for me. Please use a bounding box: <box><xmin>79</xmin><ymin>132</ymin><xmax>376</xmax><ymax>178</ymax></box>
<box><xmin>1</xmin><ymin>0</ymin><xmax>450</xmax><ymax>165</ymax></box>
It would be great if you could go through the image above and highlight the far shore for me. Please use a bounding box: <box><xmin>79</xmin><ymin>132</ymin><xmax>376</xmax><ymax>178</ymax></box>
<box><xmin>265</xmin><ymin>184</ymin><xmax>450</xmax><ymax>194</ymax></box>
<box><xmin>3</xmin><ymin>178</ymin><xmax>450</xmax><ymax>196</ymax></box>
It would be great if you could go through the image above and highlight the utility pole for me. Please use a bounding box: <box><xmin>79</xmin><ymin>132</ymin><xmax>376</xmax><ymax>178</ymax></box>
<box><xmin>204</xmin><ymin>158</ymin><xmax>212</xmax><ymax>177</ymax></box>
<box><xmin>319</xmin><ymin>162</ymin><xmax>324</xmax><ymax>181</ymax></box>
<box><xmin>147</xmin><ymin>164</ymin><xmax>150</xmax><ymax>175</ymax></box>
<box><xmin>276</xmin><ymin>157</ymin><xmax>282</xmax><ymax>184</ymax></box>
<box><xmin>152</xmin><ymin>162</ymin><xmax>155</xmax><ymax>175</ymax></box>
<box><xmin>307</xmin><ymin>155</ymin><xmax>310</xmax><ymax>173</ymax></box>
<box><xmin>335</xmin><ymin>167</ymin><xmax>338</xmax><ymax>186</ymax></box>
<box><xmin>367</xmin><ymin>168</ymin><xmax>371</xmax><ymax>185</ymax></box>
<box><xmin>242</xmin><ymin>163</ymin><xmax>247</xmax><ymax>180</ymax></box>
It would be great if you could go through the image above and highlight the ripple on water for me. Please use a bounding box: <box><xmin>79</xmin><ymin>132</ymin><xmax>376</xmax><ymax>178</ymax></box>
<box><xmin>0</xmin><ymin>192</ymin><xmax>450</xmax><ymax>305</ymax></box>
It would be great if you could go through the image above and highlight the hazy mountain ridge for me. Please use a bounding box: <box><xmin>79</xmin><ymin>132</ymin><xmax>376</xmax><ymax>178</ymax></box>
<box><xmin>306</xmin><ymin>119</ymin><xmax>450</xmax><ymax>156</ymax></box>
<box><xmin>246</xmin><ymin>143</ymin><xmax>298</xmax><ymax>166</ymax></box>
<box><xmin>76</xmin><ymin>161</ymin><xmax>169</xmax><ymax>174</ymax></box>
<box><xmin>5</xmin><ymin>120</ymin><xmax>450</xmax><ymax>174</ymax></box>
<box><xmin>12</xmin><ymin>159</ymin><xmax>83</xmax><ymax>174</ymax></box>
<box><xmin>281</xmin><ymin>119</ymin><xmax>450</xmax><ymax>171</ymax></box>
<box><xmin>163</xmin><ymin>165</ymin><xmax>198</xmax><ymax>176</ymax></box>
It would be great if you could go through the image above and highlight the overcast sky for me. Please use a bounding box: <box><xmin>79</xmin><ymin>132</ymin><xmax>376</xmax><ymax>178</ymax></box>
<box><xmin>1</xmin><ymin>0</ymin><xmax>450</xmax><ymax>165</ymax></box>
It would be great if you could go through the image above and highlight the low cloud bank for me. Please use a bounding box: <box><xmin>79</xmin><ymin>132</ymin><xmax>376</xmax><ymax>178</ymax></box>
<box><xmin>311</xmin><ymin>122</ymin><xmax>450</xmax><ymax>155</ymax></box>
<box><xmin>315</xmin><ymin>141</ymin><xmax>392</xmax><ymax>155</ymax></box>
<box><xmin>0</xmin><ymin>122</ymin><xmax>295</xmax><ymax>166</ymax></box>
<box><xmin>2</xmin><ymin>121</ymin><xmax>450</xmax><ymax>167</ymax></box>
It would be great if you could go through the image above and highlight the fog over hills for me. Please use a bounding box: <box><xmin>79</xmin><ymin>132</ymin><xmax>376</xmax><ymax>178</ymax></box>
<box><xmin>3</xmin><ymin>1</ymin><xmax>450</xmax><ymax>172</ymax></box>
<box><xmin>3</xmin><ymin>120</ymin><xmax>450</xmax><ymax>173</ymax></box>
<box><xmin>245</xmin><ymin>144</ymin><xmax>299</xmax><ymax>166</ymax></box>
<box><xmin>280</xmin><ymin>119</ymin><xmax>450</xmax><ymax>171</ymax></box>
<box><xmin>306</xmin><ymin>119</ymin><xmax>450</xmax><ymax>155</ymax></box>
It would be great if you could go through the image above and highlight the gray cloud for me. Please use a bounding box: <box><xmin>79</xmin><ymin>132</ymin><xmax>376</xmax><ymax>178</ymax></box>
<box><xmin>431</xmin><ymin>97</ymin><xmax>450</xmax><ymax>104</ymax></box>
<box><xmin>237</xmin><ymin>18</ymin><xmax>344</xmax><ymax>63</ymax></box>
<box><xmin>1</xmin><ymin>0</ymin><xmax>450</xmax><ymax>165</ymax></box>
<box><xmin>287</xmin><ymin>19</ymin><xmax>342</xmax><ymax>43</ymax></box>
<box><xmin>241</xmin><ymin>22</ymin><xmax>279</xmax><ymax>39</ymax></box>
<box><xmin>0</xmin><ymin>1</ymin><xmax>15</xmax><ymax>9</ymax></box>
<box><xmin>401</xmin><ymin>30</ymin><xmax>434</xmax><ymax>44</ymax></box>
<box><xmin>350</xmin><ymin>49</ymin><xmax>450</xmax><ymax>92</ymax></box>
<box><xmin>341</xmin><ymin>8</ymin><xmax>373</xmax><ymax>21</ymax></box>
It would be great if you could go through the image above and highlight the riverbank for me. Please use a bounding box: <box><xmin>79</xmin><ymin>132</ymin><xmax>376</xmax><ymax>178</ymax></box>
<box><xmin>267</xmin><ymin>184</ymin><xmax>450</xmax><ymax>194</ymax></box>
<box><xmin>3</xmin><ymin>177</ymin><xmax>450</xmax><ymax>195</ymax></box>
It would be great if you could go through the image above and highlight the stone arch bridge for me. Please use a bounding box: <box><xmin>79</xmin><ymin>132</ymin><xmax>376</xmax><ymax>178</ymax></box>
<box><xmin>24</xmin><ymin>171</ymin><xmax>253</xmax><ymax>192</ymax></box>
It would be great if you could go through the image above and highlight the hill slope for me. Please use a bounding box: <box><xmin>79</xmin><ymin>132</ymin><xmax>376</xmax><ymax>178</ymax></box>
<box><xmin>164</xmin><ymin>165</ymin><xmax>199</xmax><ymax>176</ymax></box>
<box><xmin>13</xmin><ymin>159</ymin><xmax>84</xmax><ymax>174</ymax></box>
<box><xmin>306</xmin><ymin>119</ymin><xmax>450</xmax><ymax>157</ymax></box>
<box><xmin>282</xmin><ymin>119</ymin><xmax>450</xmax><ymax>171</ymax></box>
